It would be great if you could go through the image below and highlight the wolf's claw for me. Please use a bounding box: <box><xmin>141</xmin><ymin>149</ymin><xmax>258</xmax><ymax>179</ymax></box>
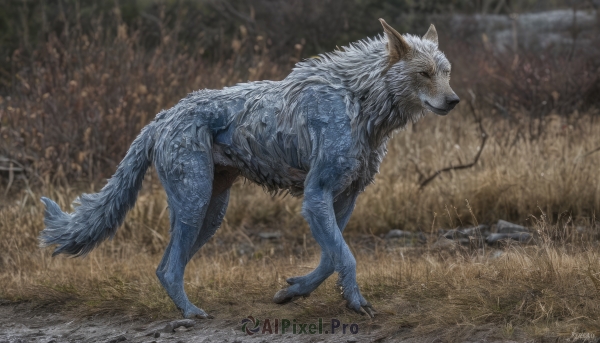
<box><xmin>286</xmin><ymin>276</ymin><xmax>300</xmax><ymax>285</ymax></box>
<box><xmin>272</xmin><ymin>287</ymin><xmax>310</xmax><ymax>304</ymax></box>
<box><xmin>273</xmin><ymin>276</ymin><xmax>314</xmax><ymax>304</ymax></box>
<box><xmin>340</xmin><ymin>282</ymin><xmax>375</xmax><ymax>318</ymax></box>
<box><xmin>346</xmin><ymin>300</ymin><xmax>376</xmax><ymax>318</ymax></box>
<box><xmin>273</xmin><ymin>288</ymin><xmax>296</xmax><ymax>304</ymax></box>
<box><xmin>273</xmin><ymin>277</ymin><xmax>312</xmax><ymax>304</ymax></box>
<box><xmin>361</xmin><ymin>303</ymin><xmax>376</xmax><ymax>318</ymax></box>
<box><xmin>182</xmin><ymin>305</ymin><xmax>213</xmax><ymax>319</ymax></box>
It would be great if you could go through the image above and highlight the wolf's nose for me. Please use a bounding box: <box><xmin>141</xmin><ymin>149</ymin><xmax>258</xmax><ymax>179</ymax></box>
<box><xmin>446</xmin><ymin>95</ymin><xmax>460</xmax><ymax>108</ymax></box>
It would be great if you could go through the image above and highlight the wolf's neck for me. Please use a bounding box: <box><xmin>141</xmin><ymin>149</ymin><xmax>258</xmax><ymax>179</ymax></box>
<box><xmin>293</xmin><ymin>36</ymin><xmax>418</xmax><ymax>148</ymax></box>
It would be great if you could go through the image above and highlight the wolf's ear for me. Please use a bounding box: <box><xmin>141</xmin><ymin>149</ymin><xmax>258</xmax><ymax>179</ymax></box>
<box><xmin>379</xmin><ymin>18</ymin><xmax>411</xmax><ymax>65</ymax></box>
<box><xmin>422</xmin><ymin>24</ymin><xmax>438</xmax><ymax>46</ymax></box>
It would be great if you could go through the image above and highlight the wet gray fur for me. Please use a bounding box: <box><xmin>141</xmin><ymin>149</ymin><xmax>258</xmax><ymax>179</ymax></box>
<box><xmin>39</xmin><ymin>21</ymin><xmax>459</xmax><ymax>318</ymax></box>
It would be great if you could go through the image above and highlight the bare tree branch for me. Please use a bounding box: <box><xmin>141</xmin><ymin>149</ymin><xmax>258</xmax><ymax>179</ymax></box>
<box><xmin>582</xmin><ymin>146</ymin><xmax>600</xmax><ymax>158</ymax></box>
<box><xmin>418</xmin><ymin>97</ymin><xmax>488</xmax><ymax>190</ymax></box>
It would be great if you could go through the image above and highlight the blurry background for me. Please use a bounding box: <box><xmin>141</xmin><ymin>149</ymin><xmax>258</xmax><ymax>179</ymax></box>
<box><xmin>1</xmin><ymin>0</ymin><xmax>599</xmax><ymax>231</ymax></box>
<box><xmin>1</xmin><ymin>1</ymin><xmax>600</xmax><ymax>337</ymax></box>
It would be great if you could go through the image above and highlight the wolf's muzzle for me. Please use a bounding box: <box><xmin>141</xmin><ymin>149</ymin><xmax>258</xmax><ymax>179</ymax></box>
<box><xmin>446</xmin><ymin>94</ymin><xmax>460</xmax><ymax>110</ymax></box>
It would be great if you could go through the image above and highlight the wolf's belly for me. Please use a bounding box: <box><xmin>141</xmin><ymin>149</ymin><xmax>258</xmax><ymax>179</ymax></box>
<box><xmin>212</xmin><ymin>143</ymin><xmax>307</xmax><ymax>196</ymax></box>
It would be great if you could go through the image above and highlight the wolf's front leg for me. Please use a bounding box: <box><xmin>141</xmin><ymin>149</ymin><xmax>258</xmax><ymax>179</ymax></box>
<box><xmin>294</xmin><ymin>183</ymin><xmax>373</xmax><ymax>317</ymax></box>
<box><xmin>273</xmin><ymin>189</ymin><xmax>359</xmax><ymax>304</ymax></box>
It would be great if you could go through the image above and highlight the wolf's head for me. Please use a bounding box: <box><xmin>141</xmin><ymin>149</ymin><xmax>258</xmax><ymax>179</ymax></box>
<box><xmin>380</xmin><ymin>19</ymin><xmax>459</xmax><ymax>116</ymax></box>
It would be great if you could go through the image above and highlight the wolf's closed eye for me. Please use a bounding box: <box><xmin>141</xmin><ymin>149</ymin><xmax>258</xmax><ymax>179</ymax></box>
<box><xmin>419</xmin><ymin>71</ymin><xmax>430</xmax><ymax>78</ymax></box>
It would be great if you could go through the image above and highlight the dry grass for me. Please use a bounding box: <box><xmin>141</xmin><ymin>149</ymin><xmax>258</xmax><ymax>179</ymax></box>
<box><xmin>1</xmin><ymin>108</ymin><xmax>600</xmax><ymax>341</ymax></box>
<box><xmin>1</xmin><ymin>197</ymin><xmax>599</xmax><ymax>340</ymax></box>
<box><xmin>1</xmin><ymin>4</ymin><xmax>600</xmax><ymax>341</ymax></box>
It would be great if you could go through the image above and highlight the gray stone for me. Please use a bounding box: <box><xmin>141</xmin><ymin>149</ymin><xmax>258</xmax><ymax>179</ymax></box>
<box><xmin>108</xmin><ymin>335</ymin><xmax>127</xmax><ymax>343</ymax></box>
<box><xmin>385</xmin><ymin>229</ymin><xmax>412</xmax><ymax>239</ymax></box>
<box><xmin>486</xmin><ymin>232</ymin><xmax>532</xmax><ymax>244</ymax></box>
<box><xmin>440</xmin><ymin>229</ymin><xmax>469</xmax><ymax>240</ymax></box>
<box><xmin>258</xmin><ymin>232</ymin><xmax>282</xmax><ymax>239</ymax></box>
<box><xmin>441</xmin><ymin>227</ymin><xmax>482</xmax><ymax>238</ymax></box>
<box><xmin>432</xmin><ymin>237</ymin><xmax>459</xmax><ymax>249</ymax></box>
<box><xmin>496</xmin><ymin>220</ymin><xmax>528</xmax><ymax>234</ymax></box>
<box><xmin>385</xmin><ymin>230</ymin><xmax>427</xmax><ymax>247</ymax></box>
<box><xmin>489</xmin><ymin>250</ymin><xmax>504</xmax><ymax>259</ymax></box>
<box><xmin>439</xmin><ymin>225</ymin><xmax>488</xmax><ymax>245</ymax></box>
<box><xmin>163</xmin><ymin>319</ymin><xmax>196</xmax><ymax>333</ymax></box>
<box><xmin>460</xmin><ymin>225</ymin><xmax>490</xmax><ymax>237</ymax></box>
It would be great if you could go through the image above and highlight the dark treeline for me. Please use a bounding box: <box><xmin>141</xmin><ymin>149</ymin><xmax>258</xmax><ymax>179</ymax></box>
<box><xmin>0</xmin><ymin>0</ymin><xmax>598</xmax><ymax>188</ymax></box>
<box><xmin>0</xmin><ymin>0</ymin><xmax>576</xmax><ymax>89</ymax></box>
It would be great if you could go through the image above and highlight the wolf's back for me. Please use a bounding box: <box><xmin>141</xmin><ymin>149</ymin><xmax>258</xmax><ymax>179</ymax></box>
<box><xmin>39</xmin><ymin>124</ymin><xmax>155</xmax><ymax>257</ymax></box>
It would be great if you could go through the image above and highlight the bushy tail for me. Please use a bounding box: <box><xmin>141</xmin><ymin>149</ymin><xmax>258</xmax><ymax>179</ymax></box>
<box><xmin>40</xmin><ymin>125</ymin><xmax>155</xmax><ymax>257</ymax></box>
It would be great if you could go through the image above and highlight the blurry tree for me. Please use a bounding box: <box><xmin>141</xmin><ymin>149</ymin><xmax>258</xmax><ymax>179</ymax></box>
<box><xmin>0</xmin><ymin>0</ymin><xmax>574</xmax><ymax>92</ymax></box>
<box><xmin>0</xmin><ymin>0</ymin><xmax>597</xmax><ymax>187</ymax></box>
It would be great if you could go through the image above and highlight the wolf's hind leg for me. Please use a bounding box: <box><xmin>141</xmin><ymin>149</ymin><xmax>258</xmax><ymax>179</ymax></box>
<box><xmin>155</xmin><ymin>192</ymin><xmax>229</xmax><ymax>283</ymax></box>
<box><xmin>157</xmin><ymin>170</ymin><xmax>236</xmax><ymax>274</ymax></box>
<box><xmin>155</xmin><ymin>150</ymin><xmax>214</xmax><ymax>319</ymax></box>
<box><xmin>186</xmin><ymin>169</ymin><xmax>237</xmax><ymax>260</ymax></box>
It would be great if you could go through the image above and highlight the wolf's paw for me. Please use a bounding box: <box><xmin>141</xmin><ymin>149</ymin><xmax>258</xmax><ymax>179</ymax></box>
<box><xmin>182</xmin><ymin>305</ymin><xmax>213</xmax><ymax>319</ymax></box>
<box><xmin>346</xmin><ymin>299</ymin><xmax>376</xmax><ymax>318</ymax></box>
<box><xmin>284</xmin><ymin>276</ymin><xmax>303</xmax><ymax>285</ymax></box>
<box><xmin>341</xmin><ymin>286</ymin><xmax>376</xmax><ymax>318</ymax></box>
<box><xmin>273</xmin><ymin>279</ymin><xmax>310</xmax><ymax>304</ymax></box>
<box><xmin>273</xmin><ymin>276</ymin><xmax>312</xmax><ymax>304</ymax></box>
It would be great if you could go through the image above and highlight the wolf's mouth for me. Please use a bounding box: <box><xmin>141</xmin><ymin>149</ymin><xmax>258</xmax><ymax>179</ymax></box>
<box><xmin>424</xmin><ymin>101</ymin><xmax>450</xmax><ymax>116</ymax></box>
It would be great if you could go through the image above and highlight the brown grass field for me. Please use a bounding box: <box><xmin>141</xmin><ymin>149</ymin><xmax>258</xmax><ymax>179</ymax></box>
<box><xmin>1</xmin><ymin>2</ymin><xmax>600</xmax><ymax>341</ymax></box>
<box><xmin>2</xmin><ymin>110</ymin><xmax>600</xmax><ymax>341</ymax></box>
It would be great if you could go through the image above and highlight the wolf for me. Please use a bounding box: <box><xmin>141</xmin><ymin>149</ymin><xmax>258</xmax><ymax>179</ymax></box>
<box><xmin>39</xmin><ymin>19</ymin><xmax>459</xmax><ymax>318</ymax></box>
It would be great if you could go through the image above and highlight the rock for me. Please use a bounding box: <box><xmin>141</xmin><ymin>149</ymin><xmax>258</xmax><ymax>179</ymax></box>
<box><xmin>461</xmin><ymin>225</ymin><xmax>490</xmax><ymax>237</ymax></box>
<box><xmin>163</xmin><ymin>319</ymin><xmax>196</xmax><ymax>333</ymax></box>
<box><xmin>456</xmin><ymin>238</ymin><xmax>472</xmax><ymax>245</ymax></box>
<box><xmin>438</xmin><ymin>225</ymin><xmax>489</xmax><ymax>245</ymax></box>
<box><xmin>432</xmin><ymin>237</ymin><xmax>458</xmax><ymax>249</ymax></box>
<box><xmin>486</xmin><ymin>232</ymin><xmax>532</xmax><ymax>244</ymax></box>
<box><xmin>385</xmin><ymin>230</ymin><xmax>427</xmax><ymax>247</ymax></box>
<box><xmin>258</xmin><ymin>232</ymin><xmax>282</xmax><ymax>239</ymax></box>
<box><xmin>153</xmin><ymin>331</ymin><xmax>160</xmax><ymax>338</ymax></box>
<box><xmin>489</xmin><ymin>250</ymin><xmax>504</xmax><ymax>259</ymax></box>
<box><xmin>496</xmin><ymin>220</ymin><xmax>528</xmax><ymax>233</ymax></box>
<box><xmin>385</xmin><ymin>229</ymin><xmax>412</xmax><ymax>239</ymax></box>
<box><xmin>440</xmin><ymin>229</ymin><xmax>466</xmax><ymax>239</ymax></box>
<box><xmin>237</xmin><ymin>243</ymin><xmax>254</xmax><ymax>256</ymax></box>
<box><xmin>108</xmin><ymin>335</ymin><xmax>127</xmax><ymax>343</ymax></box>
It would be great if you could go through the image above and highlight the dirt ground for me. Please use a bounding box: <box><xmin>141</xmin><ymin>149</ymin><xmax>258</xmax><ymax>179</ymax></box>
<box><xmin>0</xmin><ymin>303</ymin><xmax>379</xmax><ymax>343</ymax></box>
<box><xmin>0</xmin><ymin>303</ymin><xmax>524</xmax><ymax>343</ymax></box>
